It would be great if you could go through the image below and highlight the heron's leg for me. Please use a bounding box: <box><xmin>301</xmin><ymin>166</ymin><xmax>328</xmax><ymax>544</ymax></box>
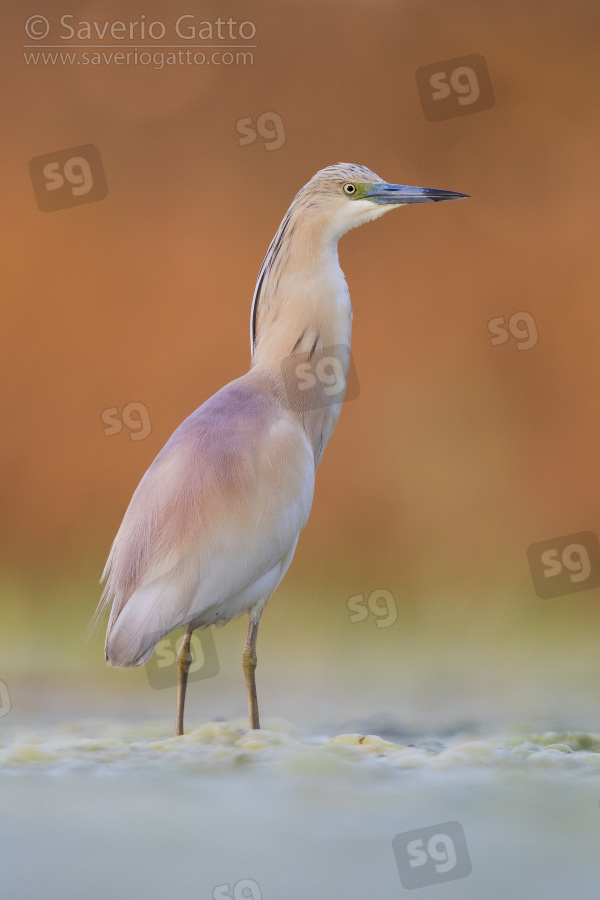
<box><xmin>243</xmin><ymin>609</ymin><xmax>261</xmax><ymax>729</ymax></box>
<box><xmin>175</xmin><ymin>624</ymin><xmax>194</xmax><ymax>736</ymax></box>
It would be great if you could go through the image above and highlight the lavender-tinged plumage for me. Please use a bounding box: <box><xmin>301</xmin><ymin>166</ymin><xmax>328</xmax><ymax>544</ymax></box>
<box><xmin>94</xmin><ymin>163</ymin><xmax>467</xmax><ymax>732</ymax></box>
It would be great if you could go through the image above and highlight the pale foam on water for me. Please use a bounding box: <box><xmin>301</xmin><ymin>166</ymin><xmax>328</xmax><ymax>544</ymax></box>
<box><xmin>2</xmin><ymin>720</ymin><xmax>600</xmax><ymax>900</ymax></box>
<box><xmin>2</xmin><ymin>718</ymin><xmax>600</xmax><ymax>775</ymax></box>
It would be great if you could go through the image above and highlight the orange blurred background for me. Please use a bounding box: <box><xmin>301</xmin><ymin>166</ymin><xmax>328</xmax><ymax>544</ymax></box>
<box><xmin>2</xmin><ymin>0</ymin><xmax>600</xmax><ymax>724</ymax></box>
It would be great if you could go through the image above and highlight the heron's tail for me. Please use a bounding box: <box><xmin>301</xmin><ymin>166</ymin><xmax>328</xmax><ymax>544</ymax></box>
<box><xmin>104</xmin><ymin>575</ymin><xmax>190</xmax><ymax>667</ymax></box>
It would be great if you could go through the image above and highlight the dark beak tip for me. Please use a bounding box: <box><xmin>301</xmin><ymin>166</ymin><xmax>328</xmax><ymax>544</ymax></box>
<box><xmin>427</xmin><ymin>189</ymin><xmax>470</xmax><ymax>202</ymax></box>
<box><xmin>440</xmin><ymin>192</ymin><xmax>470</xmax><ymax>201</ymax></box>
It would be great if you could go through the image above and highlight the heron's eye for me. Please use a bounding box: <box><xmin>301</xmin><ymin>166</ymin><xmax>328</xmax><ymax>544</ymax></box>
<box><xmin>343</xmin><ymin>183</ymin><xmax>357</xmax><ymax>196</ymax></box>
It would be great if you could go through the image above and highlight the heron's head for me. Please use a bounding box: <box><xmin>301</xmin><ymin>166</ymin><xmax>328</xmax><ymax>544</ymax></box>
<box><xmin>296</xmin><ymin>163</ymin><xmax>468</xmax><ymax>240</ymax></box>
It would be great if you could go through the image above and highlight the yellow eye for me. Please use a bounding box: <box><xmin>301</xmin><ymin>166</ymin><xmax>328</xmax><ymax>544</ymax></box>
<box><xmin>343</xmin><ymin>183</ymin><xmax>357</xmax><ymax>196</ymax></box>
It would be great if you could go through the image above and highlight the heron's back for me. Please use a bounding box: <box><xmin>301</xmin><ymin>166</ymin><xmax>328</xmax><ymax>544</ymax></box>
<box><xmin>98</xmin><ymin>371</ymin><xmax>314</xmax><ymax>667</ymax></box>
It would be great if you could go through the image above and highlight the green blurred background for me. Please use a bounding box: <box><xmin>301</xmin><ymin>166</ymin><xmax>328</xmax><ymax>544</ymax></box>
<box><xmin>2</xmin><ymin>0</ymin><xmax>600</xmax><ymax>735</ymax></box>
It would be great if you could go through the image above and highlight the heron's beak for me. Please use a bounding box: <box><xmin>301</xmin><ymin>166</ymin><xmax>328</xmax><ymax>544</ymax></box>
<box><xmin>365</xmin><ymin>183</ymin><xmax>469</xmax><ymax>204</ymax></box>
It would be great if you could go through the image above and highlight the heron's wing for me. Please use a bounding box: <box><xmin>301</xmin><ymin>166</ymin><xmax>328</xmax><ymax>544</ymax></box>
<box><xmin>93</xmin><ymin>373</ymin><xmax>314</xmax><ymax>664</ymax></box>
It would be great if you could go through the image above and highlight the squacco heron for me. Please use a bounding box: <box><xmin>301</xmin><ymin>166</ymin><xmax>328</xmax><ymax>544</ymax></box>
<box><xmin>94</xmin><ymin>163</ymin><xmax>468</xmax><ymax>735</ymax></box>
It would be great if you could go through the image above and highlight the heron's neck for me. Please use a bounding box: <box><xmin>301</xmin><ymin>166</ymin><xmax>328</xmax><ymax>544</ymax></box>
<box><xmin>250</xmin><ymin>216</ymin><xmax>352</xmax><ymax>374</ymax></box>
<box><xmin>249</xmin><ymin>214</ymin><xmax>353</xmax><ymax>467</ymax></box>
